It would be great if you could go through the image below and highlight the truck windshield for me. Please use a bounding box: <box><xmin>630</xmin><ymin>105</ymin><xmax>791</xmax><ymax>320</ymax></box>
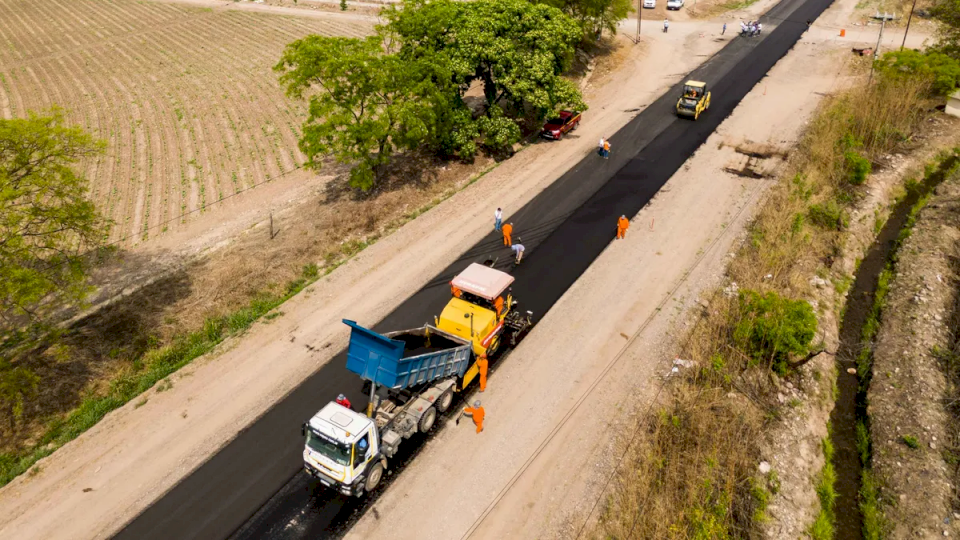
<box><xmin>306</xmin><ymin>430</ymin><xmax>351</xmax><ymax>466</ymax></box>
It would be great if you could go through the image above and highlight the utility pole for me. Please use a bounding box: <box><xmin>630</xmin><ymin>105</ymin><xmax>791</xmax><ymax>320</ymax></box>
<box><xmin>868</xmin><ymin>18</ymin><xmax>886</xmax><ymax>85</ymax></box>
<box><xmin>636</xmin><ymin>0</ymin><xmax>642</xmax><ymax>43</ymax></box>
<box><xmin>901</xmin><ymin>0</ymin><xmax>919</xmax><ymax>50</ymax></box>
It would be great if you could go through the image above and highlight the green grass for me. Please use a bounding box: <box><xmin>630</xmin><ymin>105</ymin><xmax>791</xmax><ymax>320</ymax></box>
<box><xmin>900</xmin><ymin>435</ymin><xmax>919</xmax><ymax>449</ymax></box>
<box><xmin>0</xmin><ymin>285</ymin><xmax>298</xmax><ymax>486</ymax></box>
<box><xmin>810</xmin><ymin>437</ymin><xmax>837</xmax><ymax>540</ymax></box>
<box><xmin>861</xmin><ymin>469</ymin><xmax>885</xmax><ymax>539</ymax></box>
<box><xmin>751</xmin><ymin>477</ymin><xmax>771</xmax><ymax>523</ymax></box>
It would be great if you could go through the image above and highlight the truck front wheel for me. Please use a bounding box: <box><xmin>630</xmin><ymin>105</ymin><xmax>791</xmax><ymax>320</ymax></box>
<box><xmin>418</xmin><ymin>407</ymin><xmax>437</xmax><ymax>433</ymax></box>
<box><xmin>364</xmin><ymin>462</ymin><xmax>384</xmax><ymax>494</ymax></box>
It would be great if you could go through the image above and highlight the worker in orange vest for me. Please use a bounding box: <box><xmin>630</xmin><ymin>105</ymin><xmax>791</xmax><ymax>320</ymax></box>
<box><xmin>451</xmin><ymin>282</ymin><xmax>462</xmax><ymax>298</ymax></box>
<box><xmin>502</xmin><ymin>222</ymin><xmax>513</xmax><ymax>246</ymax></box>
<box><xmin>494</xmin><ymin>296</ymin><xmax>504</xmax><ymax>317</ymax></box>
<box><xmin>457</xmin><ymin>400</ymin><xmax>485</xmax><ymax>433</ymax></box>
<box><xmin>478</xmin><ymin>354</ymin><xmax>489</xmax><ymax>392</ymax></box>
<box><xmin>616</xmin><ymin>215</ymin><xmax>629</xmax><ymax>239</ymax></box>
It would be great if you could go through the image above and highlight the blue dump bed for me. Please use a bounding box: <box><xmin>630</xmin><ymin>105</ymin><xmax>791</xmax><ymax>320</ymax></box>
<box><xmin>343</xmin><ymin>320</ymin><xmax>473</xmax><ymax>390</ymax></box>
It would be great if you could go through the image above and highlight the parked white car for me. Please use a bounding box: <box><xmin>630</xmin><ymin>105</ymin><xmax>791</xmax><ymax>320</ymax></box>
<box><xmin>667</xmin><ymin>0</ymin><xmax>684</xmax><ymax>9</ymax></box>
<box><xmin>643</xmin><ymin>0</ymin><xmax>656</xmax><ymax>8</ymax></box>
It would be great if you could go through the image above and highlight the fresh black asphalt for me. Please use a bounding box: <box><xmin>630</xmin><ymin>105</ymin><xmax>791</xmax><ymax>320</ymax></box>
<box><xmin>115</xmin><ymin>0</ymin><xmax>834</xmax><ymax>537</ymax></box>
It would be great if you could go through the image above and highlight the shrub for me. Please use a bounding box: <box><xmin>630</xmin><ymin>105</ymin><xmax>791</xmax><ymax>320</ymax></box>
<box><xmin>845</xmin><ymin>149</ymin><xmax>872</xmax><ymax>185</ymax></box>
<box><xmin>808</xmin><ymin>198</ymin><xmax>847</xmax><ymax>230</ymax></box>
<box><xmin>875</xmin><ymin>49</ymin><xmax>960</xmax><ymax>96</ymax></box>
<box><xmin>901</xmin><ymin>434</ymin><xmax>919</xmax><ymax>449</ymax></box>
<box><xmin>733</xmin><ymin>290</ymin><xmax>818</xmax><ymax>375</ymax></box>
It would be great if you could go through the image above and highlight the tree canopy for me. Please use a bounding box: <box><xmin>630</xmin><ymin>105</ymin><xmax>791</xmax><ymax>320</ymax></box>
<box><xmin>0</xmin><ymin>109</ymin><xmax>107</xmax><ymax>329</ymax></box>
<box><xmin>276</xmin><ymin>0</ymin><xmax>591</xmax><ymax>191</ymax></box>
<box><xmin>537</xmin><ymin>0</ymin><xmax>633</xmax><ymax>37</ymax></box>
<box><xmin>276</xmin><ymin>36</ymin><xmax>444</xmax><ymax>190</ymax></box>
<box><xmin>932</xmin><ymin>0</ymin><xmax>960</xmax><ymax>59</ymax></box>
<box><xmin>0</xmin><ymin>109</ymin><xmax>107</xmax><ymax>432</ymax></box>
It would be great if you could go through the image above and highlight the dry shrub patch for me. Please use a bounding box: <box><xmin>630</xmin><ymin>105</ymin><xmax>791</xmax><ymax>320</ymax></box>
<box><xmin>590</xmin><ymin>72</ymin><xmax>936</xmax><ymax>537</ymax></box>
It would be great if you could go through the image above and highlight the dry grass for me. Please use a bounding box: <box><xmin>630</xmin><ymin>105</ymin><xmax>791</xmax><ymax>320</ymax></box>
<box><xmin>588</xmin><ymin>70</ymin><xmax>935</xmax><ymax>539</ymax></box>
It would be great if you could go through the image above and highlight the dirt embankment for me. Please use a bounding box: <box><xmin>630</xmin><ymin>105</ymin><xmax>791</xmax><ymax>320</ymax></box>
<box><xmin>868</xmin><ymin>160</ymin><xmax>960</xmax><ymax>538</ymax></box>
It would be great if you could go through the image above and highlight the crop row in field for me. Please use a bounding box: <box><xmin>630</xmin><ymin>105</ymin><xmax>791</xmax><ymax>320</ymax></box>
<box><xmin>0</xmin><ymin>0</ymin><xmax>372</xmax><ymax>242</ymax></box>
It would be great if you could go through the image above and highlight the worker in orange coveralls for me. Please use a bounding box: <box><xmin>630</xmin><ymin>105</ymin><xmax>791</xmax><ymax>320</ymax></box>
<box><xmin>477</xmin><ymin>354</ymin><xmax>489</xmax><ymax>392</ymax></box>
<box><xmin>457</xmin><ymin>400</ymin><xmax>485</xmax><ymax>433</ymax></box>
<box><xmin>502</xmin><ymin>222</ymin><xmax>513</xmax><ymax>246</ymax></box>
<box><xmin>616</xmin><ymin>215</ymin><xmax>630</xmax><ymax>239</ymax></box>
<box><xmin>494</xmin><ymin>296</ymin><xmax>504</xmax><ymax>317</ymax></box>
<box><xmin>451</xmin><ymin>283</ymin><xmax>462</xmax><ymax>298</ymax></box>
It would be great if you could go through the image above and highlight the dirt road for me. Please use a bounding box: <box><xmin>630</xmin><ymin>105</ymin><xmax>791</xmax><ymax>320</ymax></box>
<box><xmin>0</xmin><ymin>13</ymin><xmax>748</xmax><ymax>540</ymax></box>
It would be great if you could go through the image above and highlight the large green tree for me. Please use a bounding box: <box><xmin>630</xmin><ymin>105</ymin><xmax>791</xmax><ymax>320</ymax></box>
<box><xmin>385</xmin><ymin>0</ymin><xmax>586</xmax><ymax>120</ymax></box>
<box><xmin>279</xmin><ymin>0</ymin><xmax>588</xmax><ymax>189</ymax></box>
<box><xmin>275</xmin><ymin>36</ymin><xmax>443</xmax><ymax>190</ymax></box>
<box><xmin>0</xmin><ymin>109</ymin><xmax>106</xmax><ymax>433</ymax></box>
<box><xmin>0</xmin><ymin>109</ymin><xmax>107</xmax><ymax>328</ymax></box>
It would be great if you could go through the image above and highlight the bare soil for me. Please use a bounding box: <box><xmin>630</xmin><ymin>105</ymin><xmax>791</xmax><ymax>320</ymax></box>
<box><xmin>0</xmin><ymin>0</ymin><xmax>373</xmax><ymax>245</ymax></box>
<box><xmin>867</xmin><ymin>156</ymin><xmax>960</xmax><ymax>538</ymax></box>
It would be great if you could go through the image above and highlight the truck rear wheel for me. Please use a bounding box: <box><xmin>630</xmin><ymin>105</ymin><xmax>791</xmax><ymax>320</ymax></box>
<box><xmin>437</xmin><ymin>390</ymin><xmax>453</xmax><ymax>413</ymax></box>
<box><xmin>418</xmin><ymin>407</ymin><xmax>437</xmax><ymax>433</ymax></box>
<box><xmin>364</xmin><ymin>462</ymin><xmax>384</xmax><ymax>494</ymax></box>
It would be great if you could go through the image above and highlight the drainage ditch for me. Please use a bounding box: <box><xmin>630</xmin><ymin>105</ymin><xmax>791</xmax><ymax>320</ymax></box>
<box><xmin>829</xmin><ymin>155</ymin><xmax>958</xmax><ymax>539</ymax></box>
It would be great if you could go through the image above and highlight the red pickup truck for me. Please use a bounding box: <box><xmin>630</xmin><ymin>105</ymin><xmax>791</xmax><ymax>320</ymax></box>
<box><xmin>540</xmin><ymin>110</ymin><xmax>581</xmax><ymax>140</ymax></box>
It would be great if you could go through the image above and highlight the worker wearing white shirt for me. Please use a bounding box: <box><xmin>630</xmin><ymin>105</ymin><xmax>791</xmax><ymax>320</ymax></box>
<box><xmin>511</xmin><ymin>242</ymin><xmax>525</xmax><ymax>264</ymax></box>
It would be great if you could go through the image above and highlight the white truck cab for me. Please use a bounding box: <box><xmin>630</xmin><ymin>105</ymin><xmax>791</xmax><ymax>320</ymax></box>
<box><xmin>302</xmin><ymin>402</ymin><xmax>385</xmax><ymax>496</ymax></box>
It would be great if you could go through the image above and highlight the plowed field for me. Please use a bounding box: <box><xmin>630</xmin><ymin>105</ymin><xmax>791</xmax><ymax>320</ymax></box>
<box><xmin>0</xmin><ymin>0</ymin><xmax>371</xmax><ymax>242</ymax></box>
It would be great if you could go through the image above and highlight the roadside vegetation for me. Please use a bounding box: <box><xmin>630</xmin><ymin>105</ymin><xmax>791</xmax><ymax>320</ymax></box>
<box><xmin>0</xmin><ymin>0</ymin><xmax>631</xmax><ymax>488</ymax></box>
<box><xmin>589</xmin><ymin>6</ymin><xmax>960</xmax><ymax>538</ymax></box>
<box><xmin>275</xmin><ymin>0</ymin><xmax>606</xmax><ymax>191</ymax></box>
<box><xmin>0</xmin><ymin>110</ymin><xmax>110</xmax><ymax>444</ymax></box>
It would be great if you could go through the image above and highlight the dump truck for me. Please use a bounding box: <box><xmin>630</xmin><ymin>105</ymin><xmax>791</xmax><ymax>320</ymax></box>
<box><xmin>301</xmin><ymin>263</ymin><xmax>532</xmax><ymax>496</ymax></box>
